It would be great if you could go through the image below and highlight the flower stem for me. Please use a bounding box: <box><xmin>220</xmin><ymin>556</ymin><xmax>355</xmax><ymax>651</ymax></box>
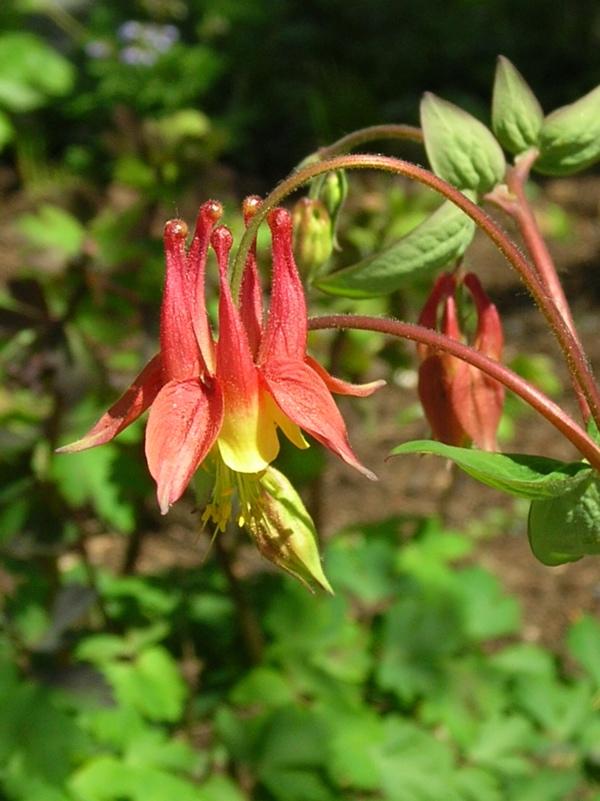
<box><xmin>314</xmin><ymin>124</ymin><xmax>424</xmax><ymax>159</ymax></box>
<box><xmin>488</xmin><ymin>156</ymin><xmax>594</xmax><ymax>423</ymax></box>
<box><xmin>309</xmin><ymin>313</ymin><xmax>600</xmax><ymax>473</ymax></box>
<box><xmin>232</xmin><ymin>153</ymin><xmax>600</xmax><ymax>429</ymax></box>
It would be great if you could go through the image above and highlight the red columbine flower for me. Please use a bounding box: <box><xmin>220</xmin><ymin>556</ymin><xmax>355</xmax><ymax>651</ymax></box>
<box><xmin>417</xmin><ymin>270</ymin><xmax>504</xmax><ymax>451</ymax></box>
<box><xmin>58</xmin><ymin>198</ymin><xmax>383</xmax><ymax>531</ymax></box>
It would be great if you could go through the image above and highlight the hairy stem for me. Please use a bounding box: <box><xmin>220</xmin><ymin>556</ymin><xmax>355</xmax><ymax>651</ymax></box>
<box><xmin>488</xmin><ymin>158</ymin><xmax>594</xmax><ymax>422</ymax></box>
<box><xmin>315</xmin><ymin>124</ymin><xmax>424</xmax><ymax>159</ymax></box>
<box><xmin>232</xmin><ymin>153</ymin><xmax>600</xmax><ymax>428</ymax></box>
<box><xmin>309</xmin><ymin>314</ymin><xmax>600</xmax><ymax>472</ymax></box>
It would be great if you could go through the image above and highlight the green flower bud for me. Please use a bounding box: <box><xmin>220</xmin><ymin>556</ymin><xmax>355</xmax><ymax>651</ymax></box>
<box><xmin>246</xmin><ymin>466</ymin><xmax>333</xmax><ymax>594</ymax></box>
<box><xmin>292</xmin><ymin>198</ymin><xmax>334</xmax><ymax>281</ymax></box>
<box><xmin>319</xmin><ymin>169</ymin><xmax>348</xmax><ymax>219</ymax></box>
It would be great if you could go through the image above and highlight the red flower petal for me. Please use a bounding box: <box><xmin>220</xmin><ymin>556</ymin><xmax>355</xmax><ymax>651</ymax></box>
<box><xmin>146</xmin><ymin>377</ymin><xmax>223</xmax><ymax>514</ymax></box>
<box><xmin>186</xmin><ymin>201</ymin><xmax>223</xmax><ymax>373</ymax></box>
<box><xmin>56</xmin><ymin>354</ymin><xmax>164</xmax><ymax>453</ymax></box>
<box><xmin>305</xmin><ymin>355</ymin><xmax>385</xmax><ymax>397</ymax></box>
<box><xmin>418</xmin><ymin>355</ymin><xmax>468</xmax><ymax>446</ymax></box>
<box><xmin>262</xmin><ymin>357</ymin><xmax>377</xmax><ymax>480</ymax></box>
<box><xmin>161</xmin><ymin>220</ymin><xmax>203</xmax><ymax>381</ymax></box>
<box><xmin>450</xmin><ymin>361</ymin><xmax>504</xmax><ymax>451</ymax></box>
<box><xmin>239</xmin><ymin>196</ymin><xmax>264</xmax><ymax>359</ymax></box>
<box><xmin>464</xmin><ymin>272</ymin><xmax>503</xmax><ymax>360</ymax></box>
<box><xmin>259</xmin><ymin>208</ymin><xmax>307</xmax><ymax>364</ymax></box>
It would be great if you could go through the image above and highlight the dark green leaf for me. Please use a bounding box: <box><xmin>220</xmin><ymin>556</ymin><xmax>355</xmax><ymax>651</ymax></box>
<box><xmin>314</xmin><ymin>197</ymin><xmax>475</xmax><ymax>298</ymax></box>
<box><xmin>528</xmin><ymin>473</ymin><xmax>600</xmax><ymax>565</ymax></box>
<box><xmin>492</xmin><ymin>56</ymin><xmax>544</xmax><ymax>154</ymax></box>
<box><xmin>421</xmin><ymin>93</ymin><xmax>506</xmax><ymax>192</ymax></box>
<box><xmin>0</xmin><ymin>108</ymin><xmax>13</xmax><ymax>149</ymax></box>
<box><xmin>535</xmin><ymin>84</ymin><xmax>600</xmax><ymax>175</ymax></box>
<box><xmin>391</xmin><ymin>441</ymin><xmax>592</xmax><ymax>499</ymax></box>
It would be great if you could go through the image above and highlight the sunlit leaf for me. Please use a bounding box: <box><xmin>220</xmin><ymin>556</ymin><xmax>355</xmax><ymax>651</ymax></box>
<box><xmin>535</xmin><ymin>83</ymin><xmax>600</xmax><ymax>175</ymax></box>
<box><xmin>315</xmin><ymin>196</ymin><xmax>475</xmax><ymax>298</ymax></box>
<box><xmin>528</xmin><ymin>474</ymin><xmax>600</xmax><ymax>565</ymax></box>
<box><xmin>391</xmin><ymin>440</ymin><xmax>592</xmax><ymax>499</ymax></box>
<box><xmin>492</xmin><ymin>56</ymin><xmax>543</xmax><ymax>154</ymax></box>
<box><xmin>421</xmin><ymin>93</ymin><xmax>506</xmax><ymax>192</ymax></box>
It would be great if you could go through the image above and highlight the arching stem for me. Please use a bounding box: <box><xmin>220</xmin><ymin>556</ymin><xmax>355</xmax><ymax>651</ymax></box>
<box><xmin>232</xmin><ymin>154</ymin><xmax>600</xmax><ymax>430</ymax></box>
<box><xmin>309</xmin><ymin>313</ymin><xmax>600</xmax><ymax>473</ymax></box>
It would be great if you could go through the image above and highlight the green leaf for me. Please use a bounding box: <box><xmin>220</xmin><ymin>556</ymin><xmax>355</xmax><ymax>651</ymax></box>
<box><xmin>376</xmin><ymin>594</ymin><xmax>464</xmax><ymax>704</ymax></box>
<box><xmin>458</xmin><ymin>568</ymin><xmax>521</xmax><ymax>641</ymax></box>
<box><xmin>567</xmin><ymin>615</ymin><xmax>600</xmax><ymax>688</ymax></box>
<box><xmin>327</xmin><ymin>705</ymin><xmax>384</xmax><ymax>790</ymax></box>
<box><xmin>326</xmin><ymin>520</ymin><xmax>403</xmax><ymax>604</ymax></box>
<box><xmin>18</xmin><ymin>205</ymin><xmax>86</xmax><ymax>260</ymax></box>
<box><xmin>467</xmin><ymin>714</ymin><xmax>535</xmax><ymax>775</ymax></box>
<box><xmin>492</xmin><ymin>56</ymin><xmax>544</xmax><ymax>154</ymax></box>
<box><xmin>68</xmin><ymin>755</ymin><xmax>131</xmax><ymax>801</ymax></box>
<box><xmin>0</xmin><ymin>32</ymin><xmax>74</xmax><ymax>112</ymax></box>
<box><xmin>375</xmin><ymin>717</ymin><xmax>464</xmax><ymax>801</ymax></box>
<box><xmin>230</xmin><ymin>666</ymin><xmax>296</xmax><ymax>707</ymax></box>
<box><xmin>0</xmin><ymin>682</ymin><xmax>88</xmax><ymax>787</ymax></box>
<box><xmin>535</xmin><ymin>83</ymin><xmax>600</xmax><ymax>175</ymax></box>
<box><xmin>194</xmin><ymin>776</ymin><xmax>247</xmax><ymax>801</ymax></box>
<box><xmin>314</xmin><ymin>197</ymin><xmax>475</xmax><ymax>298</ymax></box>
<box><xmin>391</xmin><ymin>440</ymin><xmax>592</xmax><ymax>499</ymax></box>
<box><xmin>69</xmin><ymin>757</ymin><xmax>203</xmax><ymax>801</ymax></box>
<box><xmin>528</xmin><ymin>473</ymin><xmax>600</xmax><ymax>565</ymax></box>
<box><xmin>51</xmin><ymin>445</ymin><xmax>136</xmax><ymax>533</ymax></box>
<box><xmin>421</xmin><ymin>92</ymin><xmax>506</xmax><ymax>192</ymax></box>
<box><xmin>103</xmin><ymin>645</ymin><xmax>187</xmax><ymax>722</ymax></box>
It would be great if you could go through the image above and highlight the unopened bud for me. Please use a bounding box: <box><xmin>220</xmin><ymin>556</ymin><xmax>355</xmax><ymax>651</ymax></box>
<box><xmin>246</xmin><ymin>466</ymin><xmax>333</xmax><ymax>594</ymax></box>
<box><xmin>319</xmin><ymin>170</ymin><xmax>348</xmax><ymax>220</ymax></box>
<box><xmin>417</xmin><ymin>271</ymin><xmax>504</xmax><ymax>451</ymax></box>
<box><xmin>292</xmin><ymin>198</ymin><xmax>334</xmax><ymax>281</ymax></box>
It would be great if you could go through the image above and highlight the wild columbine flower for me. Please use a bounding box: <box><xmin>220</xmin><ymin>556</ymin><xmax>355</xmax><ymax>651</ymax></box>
<box><xmin>58</xmin><ymin>198</ymin><xmax>382</xmax><ymax>544</ymax></box>
<box><xmin>417</xmin><ymin>271</ymin><xmax>504</xmax><ymax>451</ymax></box>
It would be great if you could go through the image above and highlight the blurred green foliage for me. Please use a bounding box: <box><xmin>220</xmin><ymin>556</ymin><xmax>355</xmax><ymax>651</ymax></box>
<box><xmin>3</xmin><ymin>518</ymin><xmax>600</xmax><ymax>799</ymax></box>
<box><xmin>1</xmin><ymin>0</ymin><xmax>599</xmax><ymax>181</ymax></box>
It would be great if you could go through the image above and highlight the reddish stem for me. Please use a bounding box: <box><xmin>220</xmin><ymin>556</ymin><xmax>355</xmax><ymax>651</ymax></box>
<box><xmin>233</xmin><ymin>153</ymin><xmax>600</xmax><ymax>429</ymax></box>
<box><xmin>488</xmin><ymin>156</ymin><xmax>593</xmax><ymax>422</ymax></box>
<box><xmin>315</xmin><ymin>124</ymin><xmax>424</xmax><ymax>159</ymax></box>
<box><xmin>309</xmin><ymin>313</ymin><xmax>600</xmax><ymax>473</ymax></box>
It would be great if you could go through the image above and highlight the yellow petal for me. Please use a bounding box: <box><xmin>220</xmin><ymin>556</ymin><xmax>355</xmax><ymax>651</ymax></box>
<box><xmin>263</xmin><ymin>391</ymin><xmax>309</xmax><ymax>451</ymax></box>
<box><xmin>217</xmin><ymin>389</ymin><xmax>280</xmax><ymax>473</ymax></box>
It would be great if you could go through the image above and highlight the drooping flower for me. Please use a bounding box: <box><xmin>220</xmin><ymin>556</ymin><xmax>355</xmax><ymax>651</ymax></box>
<box><xmin>417</xmin><ymin>270</ymin><xmax>504</xmax><ymax>451</ymax></box>
<box><xmin>58</xmin><ymin>198</ymin><xmax>383</xmax><ymax>534</ymax></box>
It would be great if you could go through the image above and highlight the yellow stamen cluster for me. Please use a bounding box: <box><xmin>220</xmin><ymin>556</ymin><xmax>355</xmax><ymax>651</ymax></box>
<box><xmin>201</xmin><ymin>453</ymin><xmax>266</xmax><ymax>532</ymax></box>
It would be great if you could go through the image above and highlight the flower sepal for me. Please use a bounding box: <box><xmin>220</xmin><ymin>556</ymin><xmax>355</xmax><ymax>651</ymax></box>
<box><xmin>247</xmin><ymin>466</ymin><xmax>333</xmax><ymax>594</ymax></box>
